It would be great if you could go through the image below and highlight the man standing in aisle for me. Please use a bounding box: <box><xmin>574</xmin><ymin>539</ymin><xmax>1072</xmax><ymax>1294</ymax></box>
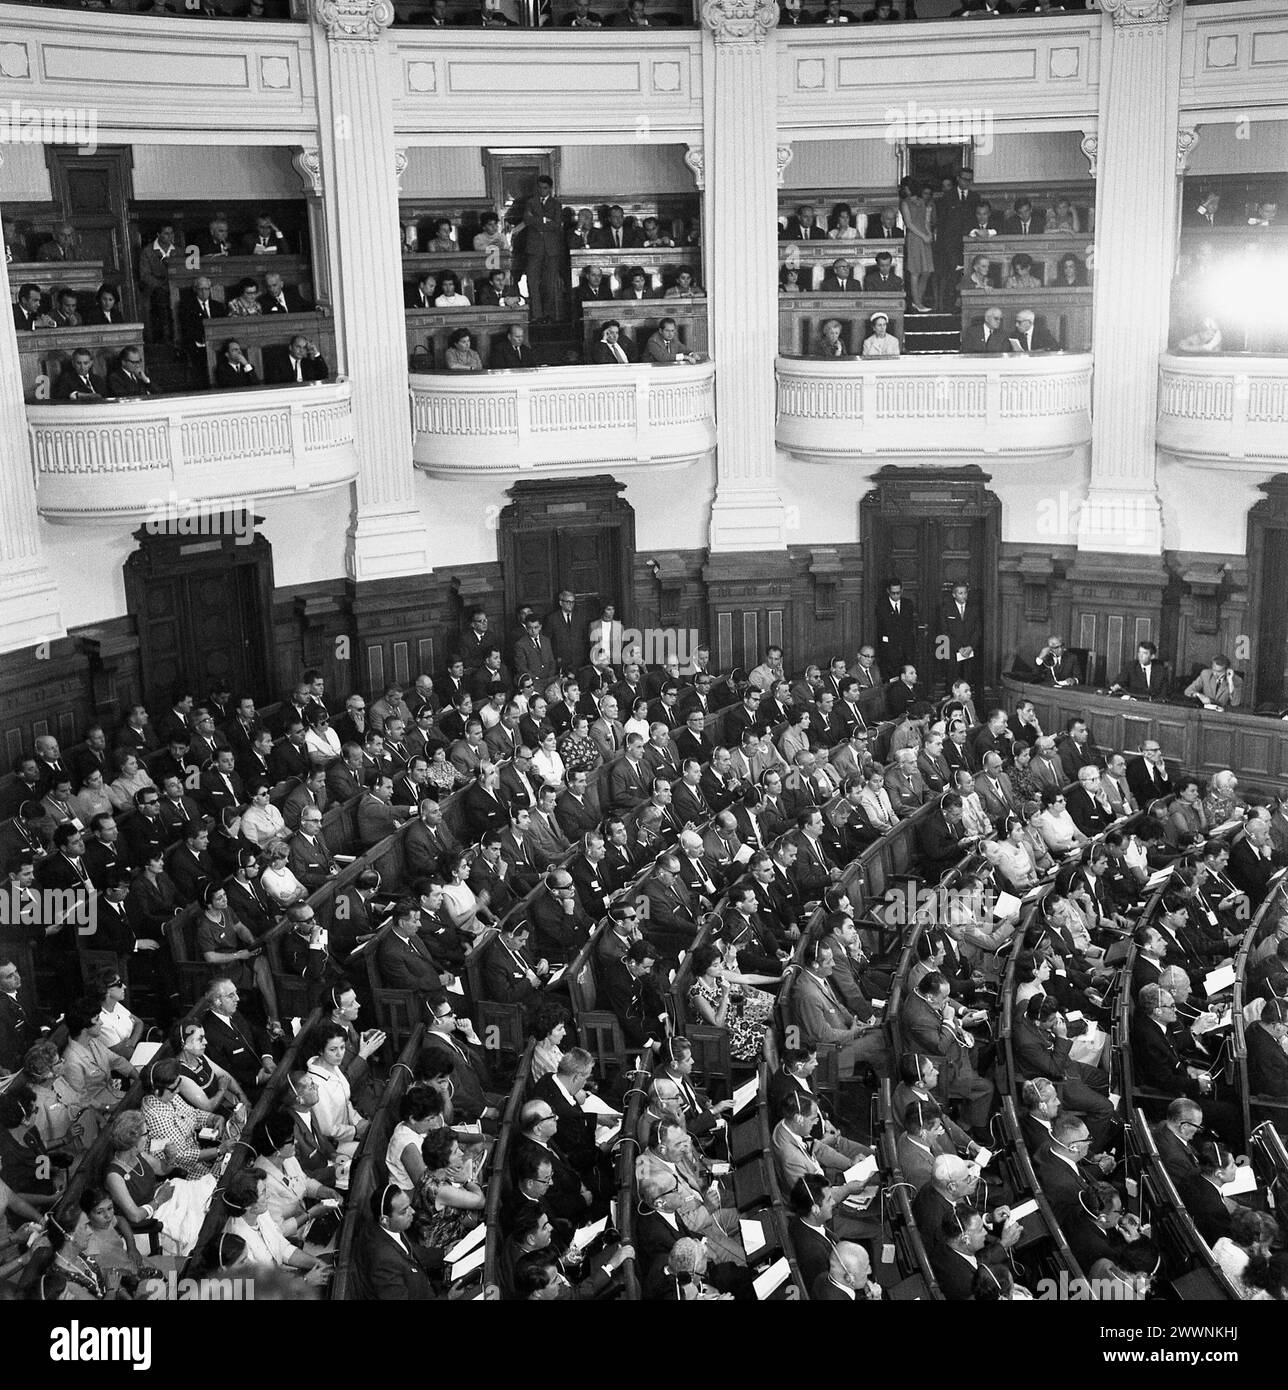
<box><xmin>522</xmin><ymin>175</ymin><xmax>564</xmax><ymax>325</ymax></box>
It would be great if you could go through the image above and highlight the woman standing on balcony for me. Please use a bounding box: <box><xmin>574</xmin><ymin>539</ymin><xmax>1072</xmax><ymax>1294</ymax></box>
<box><xmin>901</xmin><ymin>182</ymin><xmax>935</xmax><ymax>313</ymax></box>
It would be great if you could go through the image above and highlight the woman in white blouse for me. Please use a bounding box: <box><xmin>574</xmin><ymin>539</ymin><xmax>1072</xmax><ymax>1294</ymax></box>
<box><xmin>251</xmin><ymin>1111</ymin><xmax>340</xmax><ymax>1239</ymax></box>
<box><xmin>239</xmin><ymin>781</ymin><xmax>287</xmax><ymax>849</ymax></box>
<box><xmin>259</xmin><ymin>839</ymin><xmax>308</xmax><ymax>908</ymax></box>
<box><xmin>982</xmin><ymin>814</ymin><xmax>1040</xmax><ymax>893</ymax></box>
<box><xmin>623</xmin><ymin>697</ymin><xmax>651</xmax><ymax>744</ymax></box>
<box><xmin>385</xmin><ymin>1084</ymin><xmax>446</xmax><ymax>1191</ymax></box>
<box><xmin>304</xmin><ymin>711</ymin><xmax>342</xmax><ymax>767</ymax></box>
<box><xmin>1035</xmin><ymin>788</ymin><xmax>1089</xmax><ymax>856</ymax></box>
<box><xmin>531</xmin><ymin>730</ymin><xmax>566</xmax><ymax>789</ymax></box>
<box><xmin>106</xmin><ymin>751</ymin><xmax>154</xmax><ymax>814</ymax></box>
<box><xmin>828</xmin><ymin>202</ymin><xmax>859</xmax><ymax>240</ymax></box>
<box><xmin>438</xmin><ymin>851</ymin><xmax>481</xmax><ymax>936</ymax></box>
<box><xmin>219</xmin><ymin>1169</ymin><xmax>325</xmax><ymax>1281</ymax></box>
<box><xmin>306</xmin><ymin>1024</ymin><xmax>369</xmax><ymax>1146</ymax></box>
<box><xmin>434</xmin><ymin>271</ymin><xmax>471</xmax><ymax>308</ymax></box>
<box><xmin>528</xmin><ymin>1004</ymin><xmax>569</xmax><ymax>1084</ymax></box>
<box><xmin>88</xmin><ymin>969</ymin><xmax>144</xmax><ymax>1060</ymax></box>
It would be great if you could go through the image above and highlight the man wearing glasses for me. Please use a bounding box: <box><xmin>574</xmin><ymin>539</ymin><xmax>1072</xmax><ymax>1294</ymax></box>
<box><xmin>121</xmin><ymin>787</ymin><xmax>166</xmax><ymax>867</ymax></box>
<box><xmin>419</xmin><ymin>998</ymin><xmax>502</xmax><ymax>1127</ymax></box>
<box><xmin>724</xmin><ymin>688</ymin><xmax>765</xmax><ymax>748</ymax></box>
<box><xmin>1033</xmin><ymin>635</ymin><xmax>1081</xmax><ymax>687</ymax></box>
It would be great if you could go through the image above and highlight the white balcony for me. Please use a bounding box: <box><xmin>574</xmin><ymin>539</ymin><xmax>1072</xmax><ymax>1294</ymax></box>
<box><xmin>409</xmin><ymin>361</ymin><xmax>716</xmax><ymax>476</ymax></box>
<box><xmin>1157</xmin><ymin>352</ymin><xmax>1288</xmax><ymax>468</ymax></box>
<box><xmin>775</xmin><ymin>352</ymin><xmax>1093</xmax><ymax>463</ymax></box>
<box><xmin>29</xmin><ymin>381</ymin><xmax>359</xmax><ymax>525</ymax></box>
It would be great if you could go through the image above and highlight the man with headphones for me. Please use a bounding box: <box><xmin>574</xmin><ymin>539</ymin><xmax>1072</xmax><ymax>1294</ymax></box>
<box><xmin>358</xmin><ymin>1184</ymin><xmax>439</xmax><ymax>1299</ymax></box>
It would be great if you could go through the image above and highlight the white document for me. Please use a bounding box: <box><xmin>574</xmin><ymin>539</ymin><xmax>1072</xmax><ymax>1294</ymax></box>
<box><xmin>1009</xmin><ymin>1198</ymin><xmax>1040</xmax><ymax>1222</ymax></box>
<box><xmin>445</xmin><ymin>1222</ymin><xmax>486</xmax><ymax>1266</ymax></box>
<box><xmin>130</xmin><ymin>1040</ymin><xmax>163</xmax><ymax>1068</ymax></box>
<box><xmin>973</xmin><ymin>1147</ymin><xmax>994</xmax><ymax>1169</ymax></box>
<box><xmin>740</xmin><ymin>1218</ymin><xmax>767</xmax><ymax>1257</ymax></box>
<box><xmin>545</xmin><ymin>964</ymin><xmax>566</xmax><ymax>987</ymax></box>
<box><xmin>731</xmin><ymin>1077</ymin><xmax>759</xmax><ymax>1114</ymax></box>
<box><xmin>1021</xmin><ymin>885</ymin><xmax>1047</xmax><ymax>903</ymax></box>
<box><xmin>581</xmin><ymin>1092</ymin><xmax>619</xmax><ymax>1117</ymax></box>
<box><xmin>1221</xmin><ymin>1165</ymin><xmax>1258</xmax><ymax>1198</ymax></box>
<box><xmin>844</xmin><ymin>1154</ymin><xmax>878</xmax><ymax>1186</ymax></box>
<box><xmin>1210</xmin><ymin>818</ymin><xmax>1244</xmax><ymax>838</ymax></box>
<box><xmin>571</xmin><ymin>1216</ymin><xmax>608</xmax><ymax>1253</ymax></box>
<box><xmin>733</xmin><ymin>844</ymin><xmax>754</xmax><ymax>865</ymax></box>
<box><xmin>448</xmin><ymin>1244</ymin><xmax>485</xmax><ymax>1281</ymax></box>
<box><xmin>1203</xmin><ymin>964</ymin><xmax>1237</xmax><ymax>997</ymax></box>
<box><xmin>993</xmin><ymin>891</ymin><xmax>1022</xmax><ymax>920</ymax></box>
<box><xmin>1145</xmin><ymin>868</ymin><xmax>1173</xmax><ymax>889</ymax></box>
<box><xmin>753</xmin><ymin>1256</ymin><xmax>791</xmax><ymax>1300</ymax></box>
<box><xmin>443</xmin><ymin>973</ymin><xmax>465</xmax><ymax>996</ymax></box>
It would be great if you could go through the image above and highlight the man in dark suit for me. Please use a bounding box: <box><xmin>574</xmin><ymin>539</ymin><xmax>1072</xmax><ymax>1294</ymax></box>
<box><xmin>1131</xmin><ymin>984</ymin><xmax>1240</xmax><ymax>1146</ymax></box>
<box><xmin>418</xmin><ymin>1002</ymin><xmax>503</xmax><ymax>1125</ymax></box>
<box><xmin>493</xmin><ymin>322</ymin><xmax>537</xmax><ymax>369</ymax></box>
<box><xmin>201</xmin><ymin>977</ymin><xmax>276</xmax><ymax>1094</ymax></box>
<box><xmin>359</xmin><ymin>1187</ymin><xmax>440</xmax><ymax>1299</ymax></box>
<box><xmin>1246</xmin><ymin>1002</ymin><xmax>1288</xmax><ymax>1097</ymax></box>
<box><xmin>934</xmin><ymin>170</ymin><xmax>980</xmax><ymax>293</ymax></box>
<box><xmin>781</xmin><ymin>205</ymin><xmax>828</xmax><ymax>241</ymax></box>
<box><xmin>917</xmin><ymin>794</ymin><xmax>970</xmax><ymax>871</ymax></box>
<box><xmin>556</xmin><ymin>773</ymin><xmax>599</xmax><ymax>841</ymax></box>
<box><xmin>545</xmin><ymin>591</ymin><xmax>585</xmax><ymax>674</ymax></box>
<box><xmin>588</xmin><ymin>204</ymin><xmax>641</xmax><ymax>251</ymax></box>
<box><xmin>1229</xmin><ymin>821</ymin><xmax>1279</xmax><ymax>902</ymax></box>
<box><xmin>462</xmin><ymin>764</ymin><xmax>509</xmax><ymax>842</ymax></box>
<box><xmin>590</xmin><ymin>321</ymin><xmax>635</xmax><ymax>364</ymax></box>
<box><xmin>264</xmin><ymin>335</ymin><xmax>330</xmax><ymax>384</ymax></box>
<box><xmin>105</xmin><ymin>346</ymin><xmax>153</xmax><ymax>397</ymax></box>
<box><xmin>258</xmin><ymin>272</ymin><xmax>308</xmax><ymax>314</ymax></box>
<box><xmin>529</xmin><ymin>870</ymin><xmax>593</xmax><ymax>965</ymax></box>
<box><xmin>960</xmin><ymin>306</ymin><xmax>1008</xmax><ymax>354</ymax></box>
<box><xmin>177</xmin><ymin>275</ymin><xmax>229</xmax><ymax>372</ymax></box>
<box><xmin>1110</xmin><ymin>641</ymin><xmax>1169</xmax><ymax>700</ymax></box>
<box><xmin>861</xmin><ymin>252</ymin><xmax>904</xmax><ymax>292</ymax></box>
<box><xmin>522</xmin><ymin>175</ymin><xmax>564</xmax><ymax>324</ymax></box>
<box><xmin>819</xmin><ymin>258</ymin><xmax>858</xmax><ymax>293</ymax></box>
<box><xmin>1001</xmin><ymin>309</ymin><xmax>1060</xmax><ymax>353</ymax></box>
<box><xmin>1003</xmin><ymin>199</ymin><xmax>1047</xmax><ymax>235</ymax></box>
<box><xmin>53</xmin><ymin>348</ymin><xmax>106</xmax><ymax>401</ymax></box>
<box><xmin>376</xmin><ymin>903</ymin><xmax>447</xmax><ymax>1008</ymax></box>
<box><xmin>1126</xmin><ymin>742</ymin><xmax>1172</xmax><ymax>809</ymax></box>
<box><xmin>938</xmin><ymin>581</ymin><xmax>982</xmax><ymax>688</ymax></box>
<box><xmin>874</xmin><ymin>577</ymin><xmax>918</xmax><ymax>674</ymax></box>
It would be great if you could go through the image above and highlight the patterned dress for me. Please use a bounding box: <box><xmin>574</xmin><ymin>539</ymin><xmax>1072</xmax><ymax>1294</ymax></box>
<box><xmin>688</xmin><ymin>975</ymin><xmax>773</xmax><ymax>1064</ymax></box>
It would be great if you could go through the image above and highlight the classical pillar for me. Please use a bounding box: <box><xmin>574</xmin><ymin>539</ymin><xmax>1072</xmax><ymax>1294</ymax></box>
<box><xmin>0</xmin><ymin>160</ymin><xmax>64</xmax><ymax>655</ymax></box>
<box><xmin>291</xmin><ymin>147</ymin><xmax>332</xmax><ymax>313</ymax></box>
<box><xmin>701</xmin><ymin>0</ymin><xmax>788</xmax><ymax>553</ymax></box>
<box><xmin>1078</xmin><ymin>0</ymin><xmax>1184</xmax><ymax>556</ymax></box>
<box><xmin>308</xmin><ymin>0</ymin><xmax>430</xmax><ymax>582</ymax></box>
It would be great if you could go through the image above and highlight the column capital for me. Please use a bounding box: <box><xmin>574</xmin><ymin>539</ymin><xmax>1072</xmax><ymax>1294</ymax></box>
<box><xmin>1079</xmin><ymin>130</ymin><xmax>1098</xmax><ymax>178</ymax></box>
<box><xmin>776</xmin><ymin>143</ymin><xmax>794</xmax><ymax>187</ymax></box>
<box><xmin>292</xmin><ymin>146</ymin><xmax>324</xmax><ymax>196</ymax></box>
<box><xmin>1098</xmin><ymin>0</ymin><xmax>1179</xmax><ymax>28</ymax></box>
<box><xmin>683</xmin><ymin>143</ymin><xmax>705</xmax><ymax>191</ymax></box>
<box><xmin>1176</xmin><ymin>125</ymin><xmax>1200</xmax><ymax>175</ymax></box>
<box><xmin>310</xmin><ymin>0</ymin><xmax>395</xmax><ymax>42</ymax></box>
<box><xmin>700</xmin><ymin>0</ymin><xmax>778</xmax><ymax>43</ymax></box>
<box><xmin>394</xmin><ymin>147</ymin><xmax>409</xmax><ymax>194</ymax></box>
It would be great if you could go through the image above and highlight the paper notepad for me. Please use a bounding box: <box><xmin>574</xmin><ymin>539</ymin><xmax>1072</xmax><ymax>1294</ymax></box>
<box><xmin>844</xmin><ymin>1154</ymin><xmax>878</xmax><ymax>1186</ymax></box>
<box><xmin>444</xmin><ymin>974</ymin><xmax>465</xmax><ymax>996</ymax></box>
<box><xmin>1204</xmin><ymin>964</ymin><xmax>1236</xmax><ymax>997</ymax></box>
<box><xmin>733</xmin><ymin>844</ymin><xmax>754</xmax><ymax>865</ymax></box>
<box><xmin>581</xmin><ymin>1092</ymin><xmax>619</xmax><ymax>1117</ymax></box>
<box><xmin>1021</xmin><ymin>885</ymin><xmax>1047</xmax><ymax>903</ymax></box>
<box><xmin>993</xmin><ymin>891</ymin><xmax>1022</xmax><ymax>920</ymax></box>
<box><xmin>1009</xmin><ymin>1198</ymin><xmax>1040</xmax><ymax>1222</ymax></box>
<box><xmin>973</xmin><ymin>1147</ymin><xmax>994</xmax><ymax>1169</ymax></box>
<box><xmin>444</xmin><ymin>1222</ymin><xmax>486</xmax><ymax>1268</ymax></box>
<box><xmin>1145</xmin><ymin>868</ymin><xmax>1173</xmax><ymax>889</ymax></box>
<box><xmin>571</xmin><ymin>1216</ymin><xmax>608</xmax><ymax>1253</ymax></box>
<box><xmin>740</xmin><ymin>1218</ymin><xmax>767</xmax><ymax>1257</ymax></box>
<box><xmin>130</xmin><ymin>1040</ymin><xmax>163</xmax><ymax>1068</ymax></box>
<box><xmin>448</xmin><ymin>1244</ymin><xmax>485</xmax><ymax>1281</ymax></box>
<box><xmin>1221</xmin><ymin>1165</ymin><xmax>1258</xmax><ymax>1198</ymax></box>
<box><xmin>753</xmin><ymin>1256</ymin><xmax>791</xmax><ymax>1300</ymax></box>
<box><xmin>731</xmin><ymin>1077</ymin><xmax>759</xmax><ymax>1115</ymax></box>
<box><xmin>545</xmin><ymin>964</ymin><xmax>566</xmax><ymax>987</ymax></box>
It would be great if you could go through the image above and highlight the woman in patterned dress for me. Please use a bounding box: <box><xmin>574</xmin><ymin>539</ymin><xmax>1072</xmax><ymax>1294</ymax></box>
<box><xmin>687</xmin><ymin>942</ymin><xmax>775</xmax><ymax>1065</ymax></box>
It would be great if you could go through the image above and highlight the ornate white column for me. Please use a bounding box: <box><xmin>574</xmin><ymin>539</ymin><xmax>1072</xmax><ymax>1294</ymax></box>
<box><xmin>309</xmin><ymin>0</ymin><xmax>430</xmax><ymax>582</ymax></box>
<box><xmin>1078</xmin><ymin>0</ymin><xmax>1184</xmax><ymax>555</ymax></box>
<box><xmin>701</xmin><ymin>0</ymin><xmax>788</xmax><ymax>552</ymax></box>
<box><xmin>0</xmin><ymin>157</ymin><xmax>64</xmax><ymax>655</ymax></box>
<box><xmin>291</xmin><ymin>146</ymin><xmax>333</xmax><ymax>313</ymax></box>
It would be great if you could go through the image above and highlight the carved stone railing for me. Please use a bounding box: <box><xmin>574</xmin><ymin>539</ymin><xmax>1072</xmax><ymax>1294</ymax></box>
<box><xmin>28</xmin><ymin>380</ymin><xmax>358</xmax><ymax>523</ymax></box>
<box><xmin>775</xmin><ymin>352</ymin><xmax>1093</xmax><ymax>461</ymax></box>
<box><xmin>409</xmin><ymin>361</ymin><xmax>716</xmax><ymax>475</ymax></box>
<box><xmin>1156</xmin><ymin>352</ymin><xmax>1288</xmax><ymax>467</ymax></box>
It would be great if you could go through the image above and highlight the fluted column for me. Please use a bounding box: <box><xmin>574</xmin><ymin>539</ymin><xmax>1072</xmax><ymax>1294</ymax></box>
<box><xmin>0</xmin><ymin>157</ymin><xmax>64</xmax><ymax>655</ymax></box>
<box><xmin>309</xmin><ymin>0</ymin><xmax>430</xmax><ymax>581</ymax></box>
<box><xmin>701</xmin><ymin>0</ymin><xmax>787</xmax><ymax>552</ymax></box>
<box><xmin>1078</xmin><ymin>0</ymin><xmax>1184</xmax><ymax>554</ymax></box>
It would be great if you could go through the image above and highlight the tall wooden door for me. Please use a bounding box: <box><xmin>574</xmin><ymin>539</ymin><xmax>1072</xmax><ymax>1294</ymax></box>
<box><xmin>124</xmin><ymin>525</ymin><xmax>275</xmax><ymax>708</ymax></box>
<box><xmin>45</xmin><ymin>147</ymin><xmax>135</xmax><ymax>317</ymax></box>
<box><xmin>860</xmin><ymin>467</ymin><xmax>1000</xmax><ymax>688</ymax></box>
<box><xmin>500</xmin><ymin>476</ymin><xmax>633</xmax><ymax>630</ymax></box>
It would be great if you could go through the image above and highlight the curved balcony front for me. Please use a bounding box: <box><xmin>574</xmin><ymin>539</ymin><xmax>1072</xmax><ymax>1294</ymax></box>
<box><xmin>409</xmin><ymin>360</ymin><xmax>716</xmax><ymax>476</ymax></box>
<box><xmin>1157</xmin><ymin>352</ymin><xmax>1288</xmax><ymax>468</ymax></box>
<box><xmin>28</xmin><ymin>380</ymin><xmax>358</xmax><ymax>524</ymax></box>
<box><xmin>775</xmin><ymin>352</ymin><xmax>1093</xmax><ymax>463</ymax></box>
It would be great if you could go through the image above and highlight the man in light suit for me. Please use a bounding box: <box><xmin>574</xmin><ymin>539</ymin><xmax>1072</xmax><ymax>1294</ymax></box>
<box><xmin>1029</xmin><ymin>737</ymin><xmax>1067</xmax><ymax>793</ymax></box>
<box><xmin>1100</xmin><ymin>753</ymin><xmax>1139</xmax><ymax>818</ymax></box>
<box><xmin>1183</xmin><ymin>656</ymin><xmax>1243</xmax><ymax>710</ymax></box>
<box><xmin>528</xmin><ymin>785</ymin><xmax>572</xmax><ymax>867</ymax></box>
<box><xmin>791</xmin><ymin>939</ymin><xmax>890</xmax><ymax>1078</ymax></box>
<box><xmin>973</xmin><ymin>752</ymin><xmax>1018</xmax><ymax>822</ymax></box>
<box><xmin>884</xmin><ymin>749</ymin><xmax>927</xmax><ymax>819</ymax></box>
<box><xmin>357</xmin><ymin>775</ymin><xmax>413</xmax><ymax>849</ymax></box>
<box><xmin>590</xmin><ymin>696</ymin><xmax>626</xmax><ymax>763</ymax></box>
